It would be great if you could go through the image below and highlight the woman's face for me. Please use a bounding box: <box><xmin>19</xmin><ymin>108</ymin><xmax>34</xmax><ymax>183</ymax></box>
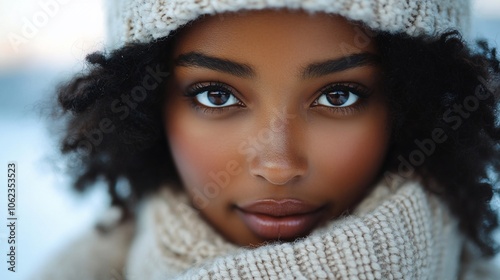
<box><xmin>164</xmin><ymin>10</ymin><xmax>390</xmax><ymax>246</ymax></box>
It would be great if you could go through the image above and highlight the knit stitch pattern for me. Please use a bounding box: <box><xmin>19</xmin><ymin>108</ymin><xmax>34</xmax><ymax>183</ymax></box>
<box><xmin>125</xmin><ymin>179</ymin><xmax>463</xmax><ymax>279</ymax></box>
<box><xmin>104</xmin><ymin>0</ymin><xmax>470</xmax><ymax>49</ymax></box>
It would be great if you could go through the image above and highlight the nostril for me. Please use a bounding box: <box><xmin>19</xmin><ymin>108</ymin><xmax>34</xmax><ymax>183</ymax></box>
<box><xmin>258</xmin><ymin>174</ymin><xmax>299</xmax><ymax>185</ymax></box>
<box><xmin>247</xmin><ymin>119</ymin><xmax>307</xmax><ymax>185</ymax></box>
<box><xmin>251</xmin><ymin>161</ymin><xmax>306</xmax><ymax>185</ymax></box>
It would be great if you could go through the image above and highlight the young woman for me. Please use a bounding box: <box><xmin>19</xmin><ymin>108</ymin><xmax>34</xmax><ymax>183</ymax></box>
<box><xmin>40</xmin><ymin>0</ymin><xmax>499</xmax><ymax>279</ymax></box>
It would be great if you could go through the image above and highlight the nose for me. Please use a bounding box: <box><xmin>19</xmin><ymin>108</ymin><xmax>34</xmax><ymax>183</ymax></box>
<box><xmin>249</xmin><ymin>111</ymin><xmax>308</xmax><ymax>185</ymax></box>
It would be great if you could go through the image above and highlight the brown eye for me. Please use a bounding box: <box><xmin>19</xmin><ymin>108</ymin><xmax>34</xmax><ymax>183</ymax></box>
<box><xmin>195</xmin><ymin>89</ymin><xmax>239</xmax><ymax>107</ymax></box>
<box><xmin>207</xmin><ymin>91</ymin><xmax>231</xmax><ymax>105</ymax></box>
<box><xmin>325</xmin><ymin>91</ymin><xmax>351</xmax><ymax>106</ymax></box>
<box><xmin>315</xmin><ymin>86</ymin><xmax>362</xmax><ymax>108</ymax></box>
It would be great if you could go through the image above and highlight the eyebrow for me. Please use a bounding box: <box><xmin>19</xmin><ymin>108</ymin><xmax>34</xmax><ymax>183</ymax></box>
<box><xmin>174</xmin><ymin>51</ymin><xmax>380</xmax><ymax>79</ymax></box>
<box><xmin>175</xmin><ymin>52</ymin><xmax>255</xmax><ymax>78</ymax></box>
<box><xmin>302</xmin><ymin>53</ymin><xmax>380</xmax><ymax>79</ymax></box>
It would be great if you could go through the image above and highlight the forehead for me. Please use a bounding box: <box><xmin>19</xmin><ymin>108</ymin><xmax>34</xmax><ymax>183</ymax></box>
<box><xmin>172</xmin><ymin>10</ymin><xmax>378</xmax><ymax>65</ymax></box>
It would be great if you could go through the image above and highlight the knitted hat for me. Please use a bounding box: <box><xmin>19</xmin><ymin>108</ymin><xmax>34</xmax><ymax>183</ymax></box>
<box><xmin>105</xmin><ymin>0</ymin><xmax>471</xmax><ymax>50</ymax></box>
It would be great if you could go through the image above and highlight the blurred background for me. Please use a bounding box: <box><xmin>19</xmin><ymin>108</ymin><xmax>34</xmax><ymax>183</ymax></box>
<box><xmin>0</xmin><ymin>0</ymin><xmax>499</xmax><ymax>279</ymax></box>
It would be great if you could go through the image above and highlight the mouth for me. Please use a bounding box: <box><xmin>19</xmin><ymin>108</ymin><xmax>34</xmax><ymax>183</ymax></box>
<box><xmin>235</xmin><ymin>199</ymin><xmax>327</xmax><ymax>241</ymax></box>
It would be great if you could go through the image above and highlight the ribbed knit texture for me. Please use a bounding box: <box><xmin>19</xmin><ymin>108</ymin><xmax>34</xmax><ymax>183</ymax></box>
<box><xmin>125</xmin><ymin>179</ymin><xmax>464</xmax><ymax>279</ymax></box>
<box><xmin>104</xmin><ymin>0</ymin><xmax>471</xmax><ymax>49</ymax></box>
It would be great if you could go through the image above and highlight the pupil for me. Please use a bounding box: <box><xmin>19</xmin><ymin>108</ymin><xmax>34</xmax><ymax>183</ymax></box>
<box><xmin>327</xmin><ymin>91</ymin><xmax>349</xmax><ymax>106</ymax></box>
<box><xmin>208</xmin><ymin>91</ymin><xmax>229</xmax><ymax>105</ymax></box>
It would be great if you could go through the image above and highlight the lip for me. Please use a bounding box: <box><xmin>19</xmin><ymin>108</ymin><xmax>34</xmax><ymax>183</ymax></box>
<box><xmin>236</xmin><ymin>199</ymin><xmax>326</xmax><ymax>240</ymax></box>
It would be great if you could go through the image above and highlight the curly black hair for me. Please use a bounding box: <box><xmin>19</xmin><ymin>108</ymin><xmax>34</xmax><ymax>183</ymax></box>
<box><xmin>53</xmin><ymin>30</ymin><xmax>500</xmax><ymax>256</ymax></box>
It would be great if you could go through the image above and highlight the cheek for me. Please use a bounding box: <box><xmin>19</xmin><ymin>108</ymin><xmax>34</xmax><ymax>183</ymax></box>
<box><xmin>165</xmin><ymin>109</ymin><xmax>241</xmax><ymax>208</ymax></box>
<box><xmin>310</xmin><ymin>109</ymin><xmax>390</xmax><ymax>206</ymax></box>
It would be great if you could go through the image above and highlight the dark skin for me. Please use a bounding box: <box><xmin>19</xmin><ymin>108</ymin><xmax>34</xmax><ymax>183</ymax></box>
<box><xmin>164</xmin><ymin>10</ymin><xmax>391</xmax><ymax>247</ymax></box>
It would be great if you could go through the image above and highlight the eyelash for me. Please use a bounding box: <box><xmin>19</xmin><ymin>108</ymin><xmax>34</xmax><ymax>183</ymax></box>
<box><xmin>311</xmin><ymin>83</ymin><xmax>372</xmax><ymax>116</ymax></box>
<box><xmin>183</xmin><ymin>81</ymin><xmax>244</xmax><ymax>114</ymax></box>
<box><xmin>183</xmin><ymin>82</ymin><xmax>372</xmax><ymax>116</ymax></box>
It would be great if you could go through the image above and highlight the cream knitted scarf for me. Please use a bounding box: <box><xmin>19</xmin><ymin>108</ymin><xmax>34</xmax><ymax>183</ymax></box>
<box><xmin>125</xmin><ymin>178</ymin><xmax>465</xmax><ymax>279</ymax></box>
